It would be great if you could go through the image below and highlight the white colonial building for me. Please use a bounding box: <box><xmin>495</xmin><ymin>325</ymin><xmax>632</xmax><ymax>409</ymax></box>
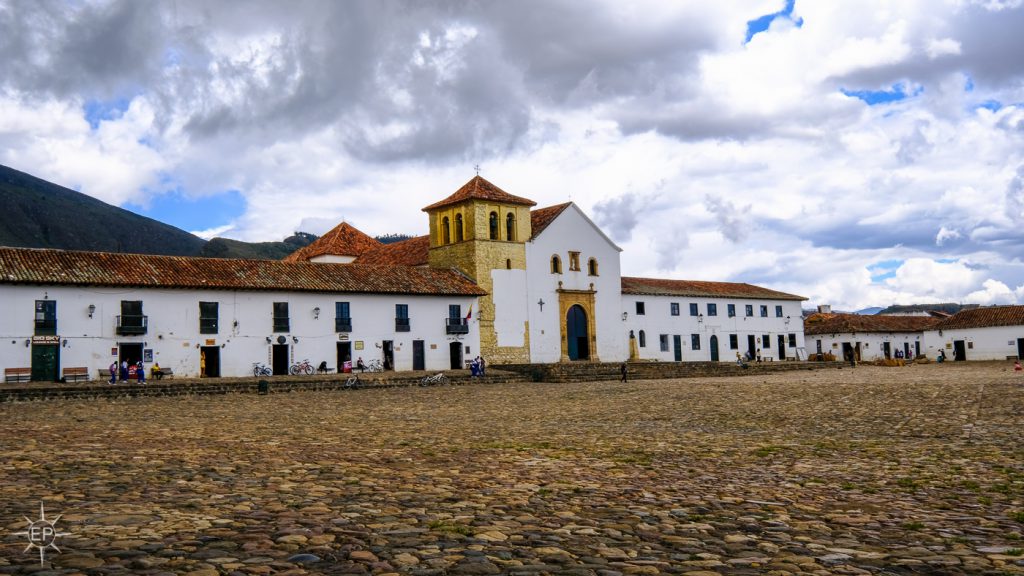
<box><xmin>923</xmin><ymin>305</ymin><xmax>1024</xmax><ymax>361</ymax></box>
<box><xmin>1</xmin><ymin>176</ymin><xmax>810</xmax><ymax>381</ymax></box>
<box><xmin>621</xmin><ymin>278</ymin><xmax>807</xmax><ymax>362</ymax></box>
<box><xmin>803</xmin><ymin>313</ymin><xmax>939</xmax><ymax>362</ymax></box>
<box><xmin>0</xmin><ymin>249</ymin><xmax>482</xmax><ymax>381</ymax></box>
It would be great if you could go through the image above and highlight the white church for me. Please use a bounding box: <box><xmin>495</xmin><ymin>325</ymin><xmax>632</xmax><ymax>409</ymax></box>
<box><xmin>0</xmin><ymin>176</ymin><xmax>807</xmax><ymax>381</ymax></box>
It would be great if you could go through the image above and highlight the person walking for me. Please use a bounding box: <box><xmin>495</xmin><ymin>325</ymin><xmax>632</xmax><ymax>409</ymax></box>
<box><xmin>119</xmin><ymin>359</ymin><xmax>128</xmax><ymax>382</ymax></box>
<box><xmin>136</xmin><ymin>360</ymin><xmax>146</xmax><ymax>384</ymax></box>
<box><xmin>108</xmin><ymin>360</ymin><xmax>117</xmax><ymax>384</ymax></box>
<box><xmin>620</xmin><ymin>361</ymin><xmax>628</xmax><ymax>382</ymax></box>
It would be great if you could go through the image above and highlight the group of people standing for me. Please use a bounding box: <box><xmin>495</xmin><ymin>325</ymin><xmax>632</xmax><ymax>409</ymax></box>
<box><xmin>470</xmin><ymin>356</ymin><xmax>486</xmax><ymax>377</ymax></box>
<box><xmin>107</xmin><ymin>359</ymin><xmax>161</xmax><ymax>384</ymax></box>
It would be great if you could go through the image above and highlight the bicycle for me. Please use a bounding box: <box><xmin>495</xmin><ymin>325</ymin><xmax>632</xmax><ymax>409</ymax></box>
<box><xmin>252</xmin><ymin>362</ymin><xmax>272</xmax><ymax>377</ymax></box>
<box><xmin>365</xmin><ymin>359</ymin><xmax>384</xmax><ymax>373</ymax></box>
<box><xmin>343</xmin><ymin>374</ymin><xmax>362</xmax><ymax>389</ymax></box>
<box><xmin>289</xmin><ymin>358</ymin><xmax>315</xmax><ymax>375</ymax></box>
<box><xmin>419</xmin><ymin>372</ymin><xmax>449</xmax><ymax>386</ymax></box>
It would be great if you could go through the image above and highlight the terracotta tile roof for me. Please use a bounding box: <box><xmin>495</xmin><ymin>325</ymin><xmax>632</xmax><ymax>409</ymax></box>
<box><xmin>931</xmin><ymin>305</ymin><xmax>1024</xmax><ymax>331</ymax></box>
<box><xmin>356</xmin><ymin>235</ymin><xmax>430</xmax><ymax>266</ymax></box>
<box><xmin>530</xmin><ymin>202</ymin><xmax>572</xmax><ymax>240</ymax></box>
<box><xmin>621</xmin><ymin>277</ymin><xmax>806</xmax><ymax>301</ymax></box>
<box><xmin>804</xmin><ymin>313</ymin><xmax>940</xmax><ymax>335</ymax></box>
<box><xmin>283</xmin><ymin>222</ymin><xmax>381</xmax><ymax>262</ymax></box>
<box><xmin>0</xmin><ymin>247</ymin><xmax>485</xmax><ymax>296</ymax></box>
<box><xmin>422</xmin><ymin>176</ymin><xmax>537</xmax><ymax>211</ymax></box>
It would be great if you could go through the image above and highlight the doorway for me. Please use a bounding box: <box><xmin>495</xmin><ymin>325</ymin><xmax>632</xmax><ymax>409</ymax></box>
<box><xmin>200</xmin><ymin>346</ymin><xmax>221</xmax><ymax>378</ymax></box>
<box><xmin>119</xmin><ymin>343</ymin><xmax>143</xmax><ymax>379</ymax></box>
<box><xmin>31</xmin><ymin>344</ymin><xmax>59</xmax><ymax>382</ymax></box>
<box><xmin>673</xmin><ymin>335</ymin><xmax>682</xmax><ymax>362</ymax></box>
<box><xmin>449</xmin><ymin>341</ymin><xmax>463</xmax><ymax>370</ymax></box>
<box><xmin>566</xmin><ymin>305</ymin><xmax>590</xmax><ymax>360</ymax></box>
<box><xmin>272</xmin><ymin>344</ymin><xmax>290</xmax><ymax>375</ymax></box>
<box><xmin>337</xmin><ymin>341</ymin><xmax>352</xmax><ymax>372</ymax></box>
<box><xmin>953</xmin><ymin>340</ymin><xmax>967</xmax><ymax>361</ymax></box>
<box><xmin>903</xmin><ymin>342</ymin><xmax>911</xmax><ymax>359</ymax></box>
<box><xmin>777</xmin><ymin>335</ymin><xmax>786</xmax><ymax>361</ymax></box>
<box><xmin>1018</xmin><ymin>338</ymin><xmax>1024</xmax><ymax>360</ymax></box>
<box><xmin>747</xmin><ymin>335</ymin><xmax>756</xmax><ymax>360</ymax></box>
<box><xmin>413</xmin><ymin>340</ymin><xmax>425</xmax><ymax>371</ymax></box>
<box><xmin>709</xmin><ymin>335</ymin><xmax>719</xmax><ymax>362</ymax></box>
<box><xmin>382</xmin><ymin>340</ymin><xmax>394</xmax><ymax>370</ymax></box>
<box><xmin>882</xmin><ymin>342</ymin><xmax>891</xmax><ymax>359</ymax></box>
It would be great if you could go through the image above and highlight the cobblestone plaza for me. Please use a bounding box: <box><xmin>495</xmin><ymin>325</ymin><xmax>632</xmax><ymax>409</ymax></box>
<box><xmin>1</xmin><ymin>364</ymin><xmax>1023</xmax><ymax>574</ymax></box>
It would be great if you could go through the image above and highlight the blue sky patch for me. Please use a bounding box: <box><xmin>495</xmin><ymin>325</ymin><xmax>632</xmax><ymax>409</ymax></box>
<box><xmin>975</xmin><ymin>99</ymin><xmax>1002</xmax><ymax>112</ymax></box>
<box><xmin>841</xmin><ymin>83</ymin><xmax>922</xmax><ymax>106</ymax></box>
<box><xmin>83</xmin><ymin>98</ymin><xmax>132</xmax><ymax>129</ymax></box>
<box><xmin>745</xmin><ymin>0</ymin><xmax>803</xmax><ymax>43</ymax></box>
<box><xmin>126</xmin><ymin>189</ymin><xmax>246</xmax><ymax>233</ymax></box>
<box><xmin>868</xmin><ymin>259</ymin><xmax>902</xmax><ymax>283</ymax></box>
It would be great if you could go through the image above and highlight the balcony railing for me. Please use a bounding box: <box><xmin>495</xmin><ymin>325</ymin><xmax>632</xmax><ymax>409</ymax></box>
<box><xmin>335</xmin><ymin>317</ymin><xmax>352</xmax><ymax>332</ymax></box>
<box><xmin>273</xmin><ymin>318</ymin><xmax>290</xmax><ymax>332</ymax></box>
<box><xmin>395</xmin><ymin>317</ymin><xmax>410</xmax><ymax>332</ymax></box>
<box><xmin>199</xmin><ymin>318</ymin><xmax>218</xmax><ymax>334</ymax></box>
<box><xmin>116</xmin><ymin>314</ymin><xmax>148</xmax><ymax>335</ymax></box>
<box><xmin>445</xmin><ymin>317</ymin><xmax>469</xmax><ymax>334</ymax></box>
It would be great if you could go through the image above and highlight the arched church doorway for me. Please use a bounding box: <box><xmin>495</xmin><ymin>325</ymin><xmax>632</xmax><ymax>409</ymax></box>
<box><xmin>566</xmin><ymin>304</ymin><xmax>590</xmax><ymax>360</ymax></box>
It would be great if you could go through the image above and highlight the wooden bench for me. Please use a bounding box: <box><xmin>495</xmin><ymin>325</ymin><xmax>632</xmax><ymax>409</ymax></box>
<box><xmin>61</xmin><ymin>367</ymin><xmax>89</xmax><ymax>383</ymax></box>
<box><xmin>4</xmin><ymin>367</ymin><xmax>31</xmax><ymax>383</ymax></box>
<box><xmin>152</xmin><ymin>367</ymin><xmax>173</xmax><ymax>380</ymax></box>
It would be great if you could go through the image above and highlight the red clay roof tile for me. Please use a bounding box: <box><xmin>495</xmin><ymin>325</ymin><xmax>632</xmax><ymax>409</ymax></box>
<box><xmin>356</xmin><ymin>235</ymin><xmax>430</xmax><ymax>266</ymax></box>
<box><xmin>530</xmin><ymin>202</ymin><xmax>572</xmax><ymax>240</ymax></box>
<box><xmin>621</xmin><ymin>276</ymin><xmax>806</xmax><ymax>301</ymax></box>
<box><xmin>422</xmin><ymin>176</ymin><xmax>536</xmax><ymax>212</ymax></box>
<box><xmin>283</xmin><ymin>222</ymin><xmax>381</xmax><ymax>262</ymax></box>
<box><xmin>931</xmin><ymin>305</ymin><xmax>1024</xmax><ymax>331</ymax></box>
<box><xmin>0</xmin><ymin>247</ymin><xmax>485</xmax><ymax>296</ymax></box>
<box><xmin>804</xmin><ymin>313</ymin><xmax>940</xmax><ymax>335</ymax></box>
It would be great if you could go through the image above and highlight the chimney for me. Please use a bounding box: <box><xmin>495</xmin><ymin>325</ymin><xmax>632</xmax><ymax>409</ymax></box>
<box><xmin>817</xmin><ymin>304</ymin><xmax>832</xmax><ymax>314</ymax></box>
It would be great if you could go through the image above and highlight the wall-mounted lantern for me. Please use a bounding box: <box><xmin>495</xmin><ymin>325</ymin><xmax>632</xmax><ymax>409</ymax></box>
<box><xmin>621</xmin><ymin>311</ymin><xmax>627</xmax><ymax>321</ymax></box>
<box><xmin>88</xmin><ymin>304</ymin><xmax>96</xmax><ymax>318</ymax></box>
<box><xmin>313</xmin><ymin>306</ymin><xmax>320</xmax><ymax>320</ymax></box>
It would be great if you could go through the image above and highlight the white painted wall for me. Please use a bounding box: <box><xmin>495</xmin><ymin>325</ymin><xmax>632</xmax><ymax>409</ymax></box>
<box><xmin>808</xmin><ymin>332</ymin><xmax>924</xmax><ymax>361</ymax></box>
<box><xmin>0</xmin><ymin>285</ymin><xmax>478</xmax><ymax>379</ymax></box>
<box><xmin>923</xmin><ymin>326</ymin><xmax>1024</xmax><ymax>361</ymax></box>
<box><xmin>622</xmin><ymin>296</ymin><xmax>805</xmax><ymax>362</ymax></box>
<box><xmin>526</xmin><ymin>204</ymin><xmax>626</xmax><ymax>363</ymax></box>
<box><xmin>491</xmin><ymin>269</ymin><xmax>529</xmax><ymax>347</ymax></box>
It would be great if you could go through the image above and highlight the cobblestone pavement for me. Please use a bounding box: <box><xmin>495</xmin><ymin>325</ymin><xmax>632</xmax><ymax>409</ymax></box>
<box><xmin>1</xmin><ymin>363</ymin><xmax>1023</xmax><ymax>575</ymax></box>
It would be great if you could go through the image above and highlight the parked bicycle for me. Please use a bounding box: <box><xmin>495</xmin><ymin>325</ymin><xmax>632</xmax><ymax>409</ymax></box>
<box><xmin>364</xmin><ymin>359</ymin><xmax>384</xmax><ymax>373</ymax></box>
<box><xmin>343</xmin><ymin>374</ymin><xmax>362</xmax><ymax>389</ymax></box>
<box><xmin>252</xmin><ymin>362</ymin><xmax>272</xmax><ymax>377</ymax></box>
<box><xmin>419</xmin><ymin>372</ymin><xmax>450</xmax><ymax>386</ymax></box>
<box><xmin>289</xmin><ymin>358</ymin><xmax>315</xmax><ymax>375</ymax></box>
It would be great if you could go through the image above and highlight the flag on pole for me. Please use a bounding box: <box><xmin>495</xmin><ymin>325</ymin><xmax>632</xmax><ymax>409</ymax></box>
<box><xmin>465</xmin><ymin>304</ymin><xmax>473</xmax><ymax>320</ymax></box>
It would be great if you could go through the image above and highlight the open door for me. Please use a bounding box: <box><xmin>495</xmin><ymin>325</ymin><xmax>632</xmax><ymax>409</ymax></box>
<box><xmin>382</xmin><ymin>340</ymin><xmax>394</xmax><ymax>370</ymax></box>
<box><xmin>449</xmin><ymin>342</ymin><xmax>463</xmax><ymax>370</ymax></box>
<box><xmin>777</xmin><ymin>334</ymin><xmax>786</xmax><ymax>361</ymax></box>
<box><xmin>710</xmin><ymin>335</ymin><xmax>719</xmax><ymax>362</ymax></box>
<box><xmin>272</xmin><ymin>344</ymin><xmax>289</xmax><ymax>375</ymax></box>
<box><xmin>337</xmin><ymin>341</ymin><xmax>352</xmax><ymax>372</ymax></box>
<box><xmin>953</xmin><ymin>340</ymin><xmax>967</xmax><ymax>361</ymax></box>
<box><xmin>200</xmin><ymin>346</ymin><xmax>221</xmax><ymax>378</ymax></box>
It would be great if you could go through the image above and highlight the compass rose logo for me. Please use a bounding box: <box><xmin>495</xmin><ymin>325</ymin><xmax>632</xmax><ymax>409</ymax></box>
<box><xmin>14</xmin><ymin>502</ymin><xmax>71</xmax><ymax>565</ymax></box>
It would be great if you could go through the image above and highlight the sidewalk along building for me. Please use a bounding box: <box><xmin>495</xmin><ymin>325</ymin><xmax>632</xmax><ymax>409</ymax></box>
<box><xmin>803</xmin><ymin>312</ymin><xmax>939</xmax><ymax>362</ymax></box>
<box><xmin>1</xmin><ymin>175</ymin><xmax>809</xmax><ymax>381</ymax></box>
<box><xmin>0</xmin><ymin>248</ymin><xmax>483</xmax><ymax>381</ymax></box>
<box><xmin>922</xmin><ymin>305</ymin><xmax>1024</xmax><ymax>361</ymax></box>
<box><xmin>620</xmin><ymin>278</ymin><xmax>807</xmax><ymax>362</ymax></box>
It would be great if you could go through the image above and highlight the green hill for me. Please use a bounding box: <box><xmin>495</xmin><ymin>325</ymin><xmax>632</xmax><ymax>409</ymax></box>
<box><xmin>0</xmin><ymin>164</ymin><xmax>321</xmax><ymax>260</ymax></box>
<box><xmin>0</xmin><ymin>164</ymin><xmax>206</xmax><ymax>256</ymax></box>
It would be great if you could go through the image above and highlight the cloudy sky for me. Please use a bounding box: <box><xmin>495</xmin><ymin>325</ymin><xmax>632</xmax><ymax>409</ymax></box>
<box><xmin>2</xmin><ymin>0</ymin><xmax>1024</xmax><ymax>311</ymax></box>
